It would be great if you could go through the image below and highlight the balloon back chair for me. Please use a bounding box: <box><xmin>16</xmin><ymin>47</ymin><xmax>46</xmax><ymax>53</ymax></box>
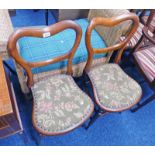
<box><xmin>83</xmin><ymin>13</ymin><xmax>142</xmax><ymax>128</ymax></box>
<box><xmin>7</xmin><ymin>20</ymin><xmax>94</xmax><ymax>136</ymax></box>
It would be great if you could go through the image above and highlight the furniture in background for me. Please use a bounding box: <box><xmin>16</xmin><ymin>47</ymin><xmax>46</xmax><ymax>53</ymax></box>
<box><xmin>0</xmin><ymin>10</ymin><xmax>14</xmax><ymax>59</ymax></box>
<box><xmin>8</xmin><ymin>20</ymin><xmax>94</xmax><ymax>136</ymax></box>
<box><xmin>0</xmin><ymin>9</ymin><xmax>17</xmax><ymax>75</ymax></box>
<box><xmin>131</xmin><ymin>23</ymin><xmax>155</xmax><ymax>112</ymax></box>
<box><xmin>121</xmin><ymin>10</ymin><xmax>155</xmax><ymax>112</ymax></box>
<box><xmin>133</xmin><ymin>10</ymin><xmax>155</xmax><ymax>53</ymax></box>
<box><xmin>49</xmin><ymin>9</ymin><xmax>89</xmax><ymax>23</ymax></box>
<box><xmin>0</xmin><ymin>56</ymin><xmax>23</xmax><ymax>138</ymax></box>
<box><xmin>8</xmin><ymin>9</ymin><xmax>16</xmax><ymax>16</ymax></box>
<box><xmin>15</xmin><ymin>9</ymin><xmax>133</xmax><ymax>95</ymax></box>
<box><xmin>82</xmin><ymin>13</ymin><xmax>142</xmax><ymax>128</ymax></box>
<box><xmin>36</xmin><ymin>9</ymin><xmax>89</xmax><ymax>25</ymax></box>
<box><xmin>140</xmin><ymin>10</ymin><xmax>155</xmax><ymax>33</ymax></box>
<box><xmin>120</xmin><ymin>9</ymin><xmax>155</xmax><ymax>51</ymax></box>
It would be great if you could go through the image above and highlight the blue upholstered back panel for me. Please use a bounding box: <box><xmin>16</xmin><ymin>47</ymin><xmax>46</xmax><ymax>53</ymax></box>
<box><xmin>18</xmin><ymin>19</ymin><xmax>107</xmax><ymax>74</ymax></box>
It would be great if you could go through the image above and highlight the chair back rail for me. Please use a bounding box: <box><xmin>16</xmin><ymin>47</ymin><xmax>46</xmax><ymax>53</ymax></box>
<box><xmin>8</xmin><ymin>20</ymin><xmax>82</xmax><ymax>87</ymax></box>
<box><xmin>139</xmin><ymin>9</ymin><xmax>155</xmax><ymax>27</ymax></box>
<box><xmin>133</xmin><ymin>10</ymin><xmax>155</xmax><ymax>53</ymax></box>
<box><xmin>85</xmin><ymin>13</ymin><xmax>139</xmax><ymax>72</ymax></box>
<box><xmin>143</xmin><ymin>26</ymin><xmax>155</xmax><ymax>44</ymax></box>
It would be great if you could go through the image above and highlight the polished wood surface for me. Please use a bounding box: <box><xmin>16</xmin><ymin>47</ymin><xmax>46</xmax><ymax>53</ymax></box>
<box><xmin>84</xmin><ymin>13</ymin><xmax>139</xmax><ymax>72</ymax></box>
<box><xmin>0</xmin><ymin>57</ymin><xmax>23</xmax><ymax>138</ymax></box>
<box><xmin>8</xmin><ymin>20</ymin><xmax>82</xmax><ymax>87</ymax></box>
<box><xmin>0</xmin><ymin>57</ymin><xmax>13</xmax><ymax>116</ymax></box>
<box><xmin>84</xmin><ymin>13</ymin><xmax>141</xmax><ymax>114</ymax></box>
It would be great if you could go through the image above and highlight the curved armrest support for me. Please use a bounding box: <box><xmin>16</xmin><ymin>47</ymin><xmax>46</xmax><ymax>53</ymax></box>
<box><xmin>8</xmin><ymin>20</ymin><xmax>82</xmax><ymax>87</ymax></box>
<box><xmin>85</xmin><ymin>13</ymin><xmax>139</xmax><ymax>72</ymax></box>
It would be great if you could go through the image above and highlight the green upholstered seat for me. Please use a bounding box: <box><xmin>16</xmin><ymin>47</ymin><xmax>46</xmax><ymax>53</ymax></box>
<box><xmin>32</xmin><ymin>74</ymin><xmax>94</xmax><ymax>135</ymax></box>
<box><xmin>88</xmin><ymin>64</ymin><xmax>142</xmax><ymax>112</ymax></box>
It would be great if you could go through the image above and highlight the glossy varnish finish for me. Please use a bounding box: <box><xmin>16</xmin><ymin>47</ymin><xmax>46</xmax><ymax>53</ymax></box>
<box><xmin>84</xmin><ymin>13</ymin><xmax>141</xmax><ymax>111</ymax></box>
<box><xmin>8</xmin><ymin>20</ymin><xmax>83</xmax><ymax>136</ymax></box>
<box><xmin>81</xmin><ymin>13</ymin><xmax>141</xmax><ymax>128</ymax></box>
<box><xmin>8</xmin><ymin>20</ymin><xmax>82</xmax><ymax>87</ymax></box>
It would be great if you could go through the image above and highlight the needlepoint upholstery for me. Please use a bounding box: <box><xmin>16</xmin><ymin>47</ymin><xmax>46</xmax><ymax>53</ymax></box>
<box><xmin>18</xmin><ymin>19</ymin><xmax>107</xmax><ymax>74</ymax></box>
<box><xmin>32</xmin><ymin>74</ymin><xmax>94</xmax><ymax>134</ymax></box>
<box><xmin>133</xmin><ymin>46</ymin><xmax>155</xmax><ymax>82</ymax></box>
<box><xmin>88</xmin><ymin>64</ymin><xmax>142</xmax><ymax>111</ymax></box>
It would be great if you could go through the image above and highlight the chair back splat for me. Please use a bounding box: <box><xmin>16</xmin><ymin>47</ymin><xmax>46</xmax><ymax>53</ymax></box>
<box><xmin>7</xmin><ymin>20</ymin><xmax>82</xmax><ymax>87</ymax></box>
<box><xmin>84</xmin><ymin>13</ymin><xmax>139</xmax><ymax>72</ymax></box>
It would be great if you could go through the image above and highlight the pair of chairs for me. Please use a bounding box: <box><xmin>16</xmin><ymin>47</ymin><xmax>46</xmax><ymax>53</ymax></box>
<box><xmin>11</xmin><ymin>9</ymin><xmax>132</xmax><ymax>95</ymax></box>
<box><xmin>8</xmin><ymin>13</ymin><xmax>142</xmax><ymax>135</ymax></box>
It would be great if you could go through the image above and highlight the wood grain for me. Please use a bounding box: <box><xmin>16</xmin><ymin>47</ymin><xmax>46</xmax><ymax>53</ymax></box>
<box><xmin>0</xmin><ymin>57</ymin><xmax>13</xmax><ymax>116</ymax></box>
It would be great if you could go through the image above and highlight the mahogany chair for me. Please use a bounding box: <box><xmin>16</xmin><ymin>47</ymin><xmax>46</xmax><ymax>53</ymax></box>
<box><xmin>131</xmin><ymin>25</ymin><xmax>155</xmax><ymax>112</ymax></box>
<box><xmin>83</xmin><ymin>13</ymin><xmax>142</xmax><ymax>128</ymax></box>
<box><xmin>7</xmin><ymin>20</ymin><xmax>94</xmax><ymax>136</ymax></box>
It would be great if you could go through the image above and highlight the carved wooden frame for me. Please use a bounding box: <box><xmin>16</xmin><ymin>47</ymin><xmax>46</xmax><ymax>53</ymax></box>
<box><xmin>8</xmin><ymin>20</ymin><xmax>82</xmax><ymax>87</ymax></box>
<box><xmin>84</xmin><ymin>13</ymin><xmax>141</xmax><ymax>112</ymax></box>
<box><xmin>84</xmin><ymin>13</ymin><xmax>139</xmax><ymax>72</ymax></box>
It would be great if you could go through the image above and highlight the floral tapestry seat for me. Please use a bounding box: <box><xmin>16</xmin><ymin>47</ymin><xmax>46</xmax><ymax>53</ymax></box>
<box><xmin>32</xmin><ymin>74</ymin><xmax>94</xmax><ymax>135</ymax></box>
<box><xmin>88</xmin><ymin>64</ymin><xmax>142</xmax><ymax>112</ymax></box>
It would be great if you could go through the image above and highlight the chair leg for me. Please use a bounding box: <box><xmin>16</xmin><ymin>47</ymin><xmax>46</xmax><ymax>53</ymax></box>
<box><xmin>24</xmin><ymin>92</ymin><xmax>33</xmax><ymax>101</ymax></box>
<box><xmin>15</xmin><ymin>63</ymin><xmax>30</xmax><ymax>94</ymax></box>
<box><xmin>82</xmin><ymin>73</ymin><xmax>92</xmax><ymax>97</ymax></box>
<box><xmin>19</xmin><ymin>130</ymin><xmax>29</xmax><ymax>145</ymax></box>
<box><xmin>30</xmin><ymin>128</ymin><xmax>42</xmax><ymax>145</ymax></box>
<box><xmin>84</xmin><ymin>110</ymin><xmax>108</xmax><ymax>130</ymax></box>
<box><xmin>84</xmin><ymin>111</ymin><xmax>100</xmax><ymax>130</ymax></box>
<box><xmin>131</xmin><ymin>94</ymin><xmax>155</xmax><ymax>112</ymax></box>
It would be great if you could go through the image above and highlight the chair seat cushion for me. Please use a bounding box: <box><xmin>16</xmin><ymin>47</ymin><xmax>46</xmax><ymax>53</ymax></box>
<box><xmin>133</xmin><ymin>46</ymin><xmax>155</xmax><ymax>82</ymax></box>
<box><xmin>18</xmin><ymin>19</ymin><xmax>107</xmax><ymax>74</ymax></box>
<box><xmin>88</xmin><ymin>64</ymin><xmax>142</xmax><ymax>111</ymax></box>
<box><xmin>31</xmin><ymin>74</ymin><xmax>94</xmax><ymax>135</ymax></box>
<box><xmin>120</xmin><ymin>23</ymin><xmax>144</xmax><ymax>49</ymax></box>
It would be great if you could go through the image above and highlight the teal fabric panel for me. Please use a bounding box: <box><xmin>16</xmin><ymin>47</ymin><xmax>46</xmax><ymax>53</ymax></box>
<box><xmin>18</xmin><ymin>19</ymin><xmax>107</xmax><ymax>74</ymax></box>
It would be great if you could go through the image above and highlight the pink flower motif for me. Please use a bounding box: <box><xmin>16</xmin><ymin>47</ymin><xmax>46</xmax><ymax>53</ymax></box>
<box><xmin>64</xmin><ymin>102</ymin><xmax>73</xmax><ymax>112</ymax></box>
<box><xmin>38</xmin><ymin>102</ymin><xmax>54</xmax><ymax>113</ymax></box>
